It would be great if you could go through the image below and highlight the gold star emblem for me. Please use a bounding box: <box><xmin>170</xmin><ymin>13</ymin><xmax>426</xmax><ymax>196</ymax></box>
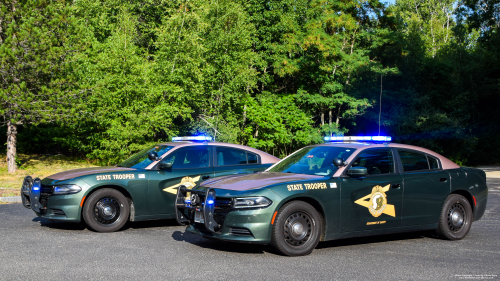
<box><xmin>163</xmin><ymin>176</ymin><xmax>201</xmax><ymax>194</ymax></box>
<box><xmin>354</xmin><ymin>184</ymin><xmax>396</xmax><ymax>217</ymax></box>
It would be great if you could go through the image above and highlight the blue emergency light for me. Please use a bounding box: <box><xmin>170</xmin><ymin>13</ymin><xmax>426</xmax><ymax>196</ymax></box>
<box><xmin>324</xmin><ymin>136</ymin><xmax>392</xmax><ymax>142</ymax></box>
<box><xmin>172</xmin><ymin>136</ymin><xmax>213</xmax><ymax>142</ymax></box>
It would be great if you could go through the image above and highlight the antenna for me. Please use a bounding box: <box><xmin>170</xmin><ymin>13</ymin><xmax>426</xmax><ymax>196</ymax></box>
<box><xmin>378</xmin><ymin>74</ymin><xmax>382</xmax><ymax>136</ymax></box>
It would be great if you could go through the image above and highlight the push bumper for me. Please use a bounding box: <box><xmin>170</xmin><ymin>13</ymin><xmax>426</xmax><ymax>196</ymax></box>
<box><xmin>175</xmin><ymin>186</ymin><xmax>274</xmax><ymax>244</ymax></box>
<box><xmin>21</xmin><ymin>176</ymin><xmax>83</xmax><ymax>222</ymax></box>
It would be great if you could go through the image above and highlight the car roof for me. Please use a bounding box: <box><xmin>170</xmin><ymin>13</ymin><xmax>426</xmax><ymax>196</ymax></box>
<box><xmin>145</xmin><ymin>141</ymin><xmax>279</xmax><ymax>169</ymax></box>
<box><xmin>311</xmin><ymin>142</ymin><xmax>460</xmax><ymax>176</ymax></box>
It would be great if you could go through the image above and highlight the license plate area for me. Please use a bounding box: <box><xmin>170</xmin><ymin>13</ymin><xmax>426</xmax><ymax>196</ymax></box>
<box><xmin>194</xmin><ymin>210</ymin><xmax>204</xmax><ymax>223</ymax></box>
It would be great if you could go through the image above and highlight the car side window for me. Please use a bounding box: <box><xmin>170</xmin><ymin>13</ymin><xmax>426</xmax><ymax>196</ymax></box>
<box><xmin>428</xmin><ymin>156</ymin><xmax>440</xmax><ymax>169</ymax></box>
<box><xmin>398</xmin><ymin>150</ymin><xmax>429</xmax><ymax>172</ymax></box>
<box><xmin>247</xmin><ymin>152</ymin><xmax>258</xmax><ymax>164</ymax></box>
<box><xmin>162</xmin><ymin>146</ymin><xmax>210</xmax><ymax>169</ymax></box>
<box><xmin>351</xmin><ymin>149</ymin><xmax>394</xmax><ymax>175</ymax></box>
<box><xmin>216</xmin><ymin>147</ymin><xmax>248</xmax><ymax>166</ymax></box>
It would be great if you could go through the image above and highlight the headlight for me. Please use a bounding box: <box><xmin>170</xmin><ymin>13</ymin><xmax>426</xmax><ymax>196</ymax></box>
<box><xmin>52</xmin><ymin>185</ymin><xmax>82</xmax><ymax>195</ymax></box>
<box><xmin>233</xmin><ymin>197</ymin><xmax>272</xmax><ymax>208</ymax></box>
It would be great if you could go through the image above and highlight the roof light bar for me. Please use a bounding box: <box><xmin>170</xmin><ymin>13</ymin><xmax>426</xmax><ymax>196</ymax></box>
<box><xmin>172</xmin><ymin>136</ymin><xmax>213</xmax><ymax>142</ymax></box>
<box><xmin>324</xmin><ymin>136</ymin><xmax>392</xmax><ymax>142</ymax></box>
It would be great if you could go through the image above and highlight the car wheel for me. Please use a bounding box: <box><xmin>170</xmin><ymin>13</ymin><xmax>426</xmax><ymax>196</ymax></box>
<box><xmin>82</xmin><ymin>188</ymin><xmax>130</xmax><ymax>233</ymax></box>
<box><xmin>271</xmin><ymin>201</ymin><xmax>322</xmax><ymax>256</ymax></box>
<box><xmin>436</xmin><ymin>194</ymin><xmax>472</xmax><ymax>240</ymax></box>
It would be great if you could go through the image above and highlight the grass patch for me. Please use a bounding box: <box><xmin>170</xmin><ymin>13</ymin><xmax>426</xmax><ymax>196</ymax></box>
<box><xmin>0</xmin><ymin>153</ymin><xmax>98</xmax><ymax>195</ymax></box>
<box><xmin>0</xmin><ymin>188</ymin><xmax>20</xmax><ymax>197</ymax></box>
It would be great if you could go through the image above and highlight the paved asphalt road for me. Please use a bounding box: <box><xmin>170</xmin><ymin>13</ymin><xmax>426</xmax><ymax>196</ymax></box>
<box><xmin>1</xmin><ymin>174</ymin><xmax>499</xmax><ymax>280</ymax></box>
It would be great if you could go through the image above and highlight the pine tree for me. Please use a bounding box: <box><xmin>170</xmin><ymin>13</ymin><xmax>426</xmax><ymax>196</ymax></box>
<box><xmin>0</xmin><ymin>0</ymin><xmax>82</xmax><ymax>172</ymax></box>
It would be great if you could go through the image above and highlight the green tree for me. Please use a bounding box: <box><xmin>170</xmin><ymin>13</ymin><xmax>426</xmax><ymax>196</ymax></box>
<box><xmin>271</xmin><ymin>0</ymin><xmax>391</xmax><ymax>136</ymax></box>
<box><xmin>155</xmin><ymin>0</ymin><xmax>261</xmax><ymax>144</ymax></box>
<box><xmin>0</xmin><ymin>0</ymin><xmax>82</xmax><ymax>172</ymax></box>
<box><xmin>73</xmin><ymin>6</ymin><xmax>192</xmax><ymax>164</ymax></box>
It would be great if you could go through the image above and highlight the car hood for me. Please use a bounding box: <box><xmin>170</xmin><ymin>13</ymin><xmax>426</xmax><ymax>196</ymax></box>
<box><xmin>199</xmin><ymin>172</ymin><xmax>323</xmax><ymax>191</ymax></box>
<box><xmin>47</xmin><ymin>167</ymin><xmax>136</xmax><ymax>181</ymax></box>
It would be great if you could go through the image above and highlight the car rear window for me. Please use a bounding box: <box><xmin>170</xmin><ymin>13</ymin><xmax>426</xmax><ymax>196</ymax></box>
<box><xmin>216</xmin><ymin>147</ymin><xmax>253</xmax><ymax>166</ymax></box>
<box><xmin>248</xmin><ymin>153</ymin><xmax>258</xmax><ymax>164</ymax></box>
<box><xmin>428</xmin><ymin>156</ymin><xmax>440</xmax><ymax>169</ymax></box>
<box><xmin>398</xmin><ymin>150</ymin><xmax>430</xmax><ymax>171</ymax></box>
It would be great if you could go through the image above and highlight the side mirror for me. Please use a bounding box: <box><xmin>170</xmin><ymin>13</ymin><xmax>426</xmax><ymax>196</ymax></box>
<box><xmin>159</xmin><ymin>162</ymin><xmax>173</xmax><ymax>170</ymax></box>
<box><xmin>347</xmin><ymin>167</ymin><xmax>368</xmax><ymax>177</ymax></box>
<box><xmin>148</xmin><ymin>152</ymin><xmax>159</xmax><ymax>161</ymax></box>
<box><xmin>333</xmin><ymin>157</ymin><xmax>345</xmax><ymax>167</ymax></box>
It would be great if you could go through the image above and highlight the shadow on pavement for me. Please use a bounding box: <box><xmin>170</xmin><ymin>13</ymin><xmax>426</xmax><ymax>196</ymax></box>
<box><xmin>33</xmin><ymin>217</ymin><xmax>87</xmax><ymax>230</ymax></box>
<box><xmin>125</xmin><ymin>219</ymin><xmax>180</xmax><ymax>230</ymax></box>
<box><xmin>170</xmin><ymin>230</ymin><xmax>436</xmax><ymax>255</ymax></box>
<box><xmin>33</xmin><ymin>217</ymin><xmax>182</xmax><ymax>232</ymax></box>
<box><xmin>171</xmin><ymin>230</ymin><xmax>271</xmax><ymax>254</ymax></box>
<box><xmin>317</xmin><ymin>230</ymin><xmax>436</xmax><ymax>249</ymax></box>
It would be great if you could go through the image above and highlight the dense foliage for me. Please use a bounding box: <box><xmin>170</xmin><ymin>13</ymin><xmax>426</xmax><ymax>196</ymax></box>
<box><xmin>1</xmin><ymin>0</ymin><xmax>499</xmax><ymax>169</ymax></box>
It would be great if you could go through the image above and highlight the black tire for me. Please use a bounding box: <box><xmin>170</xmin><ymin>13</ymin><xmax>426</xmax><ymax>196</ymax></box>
<box><xmin>271</xmin><ymin>201</ymin><xmax>322</xmax><ymax>256</ymax></box>
<box><xmin>436</xmin><ymin>194</ymin><xmax>473</xmax><ymax>240</ymax></box>
<box><xmin>82</xmin><ymin>188</ymin><xmax>130</xmax><ymax>233</ymax></box>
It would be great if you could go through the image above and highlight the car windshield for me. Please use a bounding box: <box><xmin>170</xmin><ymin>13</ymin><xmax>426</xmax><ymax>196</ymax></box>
<box><xmin>117</xmin><ymin>145</ymin><xmax>175</xmax><ymax>169</ymax></box>
<box><xmin>268</xmin><ymin>146</ymin><xmax>355</xmax><ymax>176</ymax></box>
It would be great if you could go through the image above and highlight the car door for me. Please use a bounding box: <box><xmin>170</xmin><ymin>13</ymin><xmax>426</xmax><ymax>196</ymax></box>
<box><xmin>148</xmin><ymin>145</ymin><xmax>214</xmax><ymax>216</ymax></box>
<box><xmin>340</xmin><ymin>148</ymin><xmax>403</xmax><ymax>232</ymax></box>
<box><xmin>213</xmin><ymin>146</ymin><xmax>265</xmax><ymax>177</ymax></box>
<box><xmin>397</xmin><ymin>149</ymin><xmax>451</xmax><ymax>226</ymax></box>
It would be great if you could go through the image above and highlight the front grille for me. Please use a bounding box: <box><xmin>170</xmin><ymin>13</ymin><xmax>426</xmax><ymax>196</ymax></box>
<box><xmin>215</xmin><ymin>198</ymin><xmax>233</xmax><ymax>209</ymax></box>
<box><xmin>39</xmin><ymin>185</ymin><xmax>53</xmax><ymax>209</ymax></box>
<box><xmin>190</xmin><ymin>195</ymin><xmax>233</xmax><ymax>231</ymax></box>
<box><xmin>229</xmin><ymin>227</ymin><xmax>253</xmax><ymax>237</ymax></box>
<box><xmin>41</xmin><ymin>185</ymin><xmax>53</xmax><ymax>194</ymax></box>
<box><xmin>196</xmin><ymin>195</ymin><xmax>233</xmax><ymax>210</ymax></box>
<box><xmin>213</xmin><ymin>213</ymin><xmax>227</xmax><ymax>226</ymax></box>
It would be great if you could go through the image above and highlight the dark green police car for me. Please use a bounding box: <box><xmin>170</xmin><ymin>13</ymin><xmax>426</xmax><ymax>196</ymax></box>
<box><xmin>21</xmin><ymin>137</ymin><xmax>279</xmax><ymax>232</ymax></box>
<box><xmin>176</xmin><ymin>136</ymin><xmax>488</xmax><ymax>256</ymax></box>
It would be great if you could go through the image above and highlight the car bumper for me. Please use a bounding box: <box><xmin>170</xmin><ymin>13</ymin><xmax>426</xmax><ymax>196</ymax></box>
<box><xmin>186</xmin><ymin>207</ymin><xmax>275</xmax><ymax>244</ymax></box>
<box><xmin>176</xmin><ymin>186</ymin><xmax>279</xmax><ymax>244</ymax></box>
<box><xmin>21</xmin><ymin>176</ymin><xmax>85</xmax><ymax>222</ymax></box>
<box><xmin>474</xmin><ymin>194</ymin><xmax>487</xmax><ymax>222</ymax></box>
<box><xmin>34</xmin><ymin>194</ymin><xmax>84</xmax><ymax>222</ymax></box>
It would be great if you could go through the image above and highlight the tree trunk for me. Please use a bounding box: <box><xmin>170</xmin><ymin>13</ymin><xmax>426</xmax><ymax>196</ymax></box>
<box><xmin>336</xmin><ymin>106</ymin><xmax>341</xmax><ymax>125</ymax></box>
<box><xmin>242</xmin><ymin>104</ymin><xmax>247</xmax><ymax>130</ymax></box>
<box><xmin>321</xmin><ymin>111</ymin><xmax>325</xmax><ymax>126</ymax></box>
<box><xmin>6</xmin><ymin>121</ymin><xmax>18</xmax><ymax>173</ymax></box>
<box><xmin>328</xmin><ymin>110</ymin><xmax>332</xmax><ymax>126</ymax></box>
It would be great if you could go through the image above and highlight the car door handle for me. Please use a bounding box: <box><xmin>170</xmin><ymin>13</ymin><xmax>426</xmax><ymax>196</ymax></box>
<box><xmin>439</xmin><ymin>178</ymin><xmax>448</xmax><ymax>182</ymax></box>
<box><xmin>392</xmin><ymin>184</ymin><xmax>401</xmax><ymax>189</ymax></box>
<box><xmin>202</xmin><ymin>175</ymin><xmax>211</xmax><ymax>180</ymax></box>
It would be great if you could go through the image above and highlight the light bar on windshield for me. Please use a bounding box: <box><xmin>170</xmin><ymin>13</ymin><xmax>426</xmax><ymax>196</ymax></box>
<box><xmin>324</xmin><ymin>136</ymin><xmax>392</xmax><ymax>142</ymax></box>
<box><xmin>172</xmin><ymin>136</ymin><xmax>213</xmax><ymax>142</ymax></box>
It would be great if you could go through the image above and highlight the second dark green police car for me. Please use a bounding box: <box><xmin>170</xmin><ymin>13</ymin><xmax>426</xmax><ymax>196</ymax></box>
<box><xmin>176</xmin><ymin>136</ymin><xmax>488</xmax><ymax>256</ymax></box>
